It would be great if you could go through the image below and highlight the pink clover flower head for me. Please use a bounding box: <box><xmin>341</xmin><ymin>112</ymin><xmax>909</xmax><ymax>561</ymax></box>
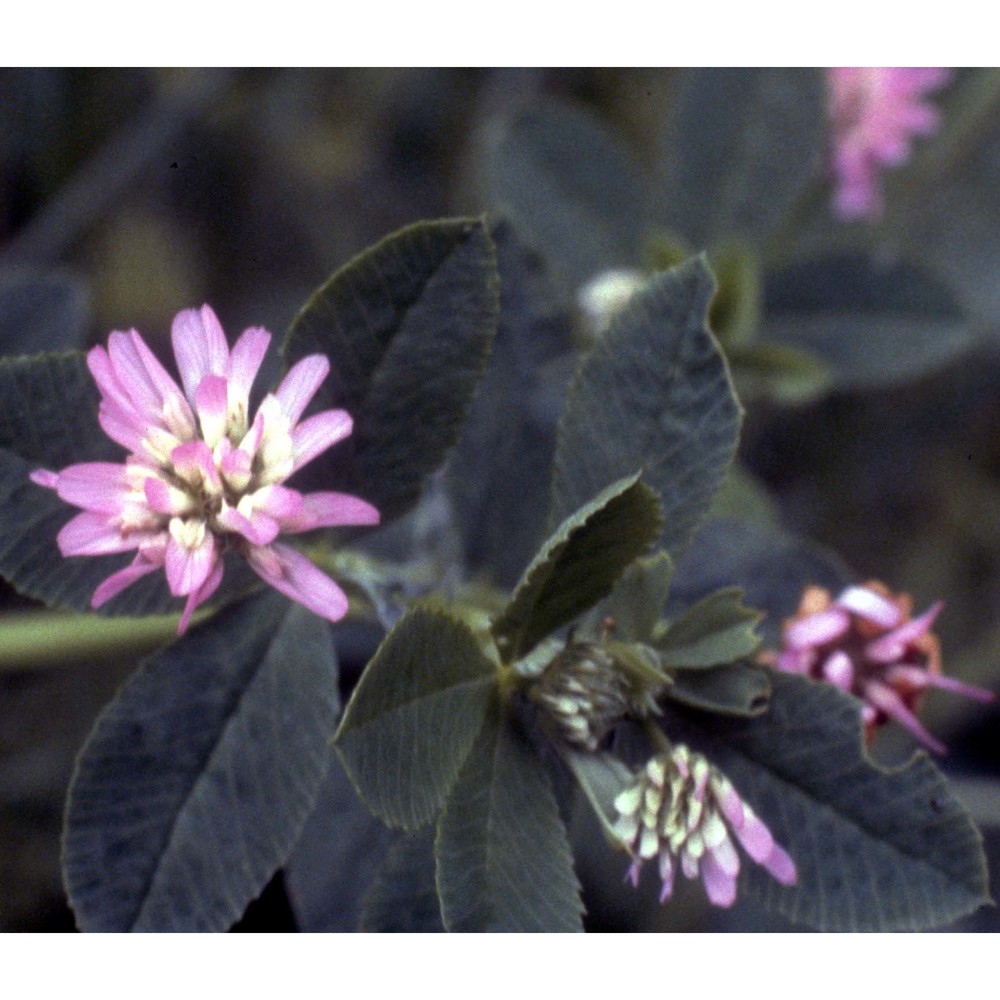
<box><xmin>612</xmin><ymin>744</ymin><xmax>796</xmax><ymax>908</ymax></box>
<box><xmin>31</xmin><ymin>305</ymin><xmax>380</xmax><ymax>634</ymax></box>
<box><xmin>827</xmin><ymin>67</ymin><xmax>951</xmax><ymax>220</ymax></box>
<box><xmin>768</xmin><ymin>581</ymin><xmax>994</xmax><ymax>754</ymax></box>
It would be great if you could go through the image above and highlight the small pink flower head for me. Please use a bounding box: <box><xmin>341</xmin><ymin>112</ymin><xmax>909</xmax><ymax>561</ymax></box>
<box><xmin>827</xmin><ymin>68</ymin><xmax>951</xmax><ymax>220</ymax></box>
<box><xmin>613</xmin><ymin>745</ymin><xmax>797</xmax><ymax>908</ymax></box>
<box><xmin>31</xmin><ymin>305</ymin><xmax>380</xmax><ymax>634</ymax></box>
<box><xmin>767</xmin><ymin>581</ymin><xmax>995</xmax><ymax>754</ymax></box>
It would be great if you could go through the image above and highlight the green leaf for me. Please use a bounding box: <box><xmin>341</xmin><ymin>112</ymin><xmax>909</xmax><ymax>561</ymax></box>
<box><xmin>284</xmin><ymin>754</ymin><xmax>397</xmax><ymax>932</ymax></box>
<box><xmin>447</xmin><ymin>219</ymin><xmax>577</xmax><ymax>586</ymax></box>
<box><xmin>62</xmin><ymin>589</ymin><xmax>339</xmax><ymax>931</ymax></box>
<box><xmin>659</xmin><ymin>68</ymin><xmax>826</xmax><ymax>248</ymax></box>
<box><xmin>551</xmin><ymin>257</ymin><xmax>742</xmax><ymax>556</ymax></box>
<box><xmin>563</xmin><ymin>748</ymin><xmax>634</xmax><ymax>844</ymax></box>
<box><xmin>603</xmin><ymin>551</ymin><xmax>674</xmax><ymax>643</ymax></box>
<box><xmin>0</xmin><ymin>269</ymin><xmax>90</xmax><ymax>355</ymax></box>
<box><xmin>728</xmin><ymin>340</ymin><xmax>833</xmax><ymax>404</ymax></box>
<box><xmin>282</xmin><ymin>217</ymin><xmax>500</xmax><ymax>523</ymax></box>
<box><xmin>435</xmin><ymin>702</ymin><xmax>584</xmax><ymax>931</ymax></box>
<box><xmin>662</xmin><ymin>670</ymin><xmax>992</xmax><ymax>931</ymax></box>
<box><xmin>655</xmin><ymin>587</ymin><xmax>762</xmax><ymax>669</ymax></box>
<box><xmin>359</xmin><ymin>831</ymin><xmax>445</xmax><ymax>932</ymax></box>
<box><xmin>334</xmin><ymin>607</ymin><xmax>498</xmax><ymax>829</ymax></box>
<box><xmin>762</xmin><ymin>254</ymin><xmax>975</xmax><ymax>389</ymax></box>
<box><xmin>485</xmin><ymin>101</ymin><xmax>650</xmax><ymax>290</ymax></box>
<box><xmin>707</xmin><ymin>241</ymin><xmax>762</xmax><ymax>347</ymax></box>
<box><xmin>661</xmin><ymin>662</ymin><xmax>771</xmax><ymax>717</ymax></box>
<box><xmin>491</xmin><ymin>474</ymin><xmax>663</xmax><ymax>662</ymax></box>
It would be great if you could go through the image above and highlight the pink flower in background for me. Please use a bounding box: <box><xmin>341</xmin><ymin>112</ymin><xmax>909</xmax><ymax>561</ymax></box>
<box><xmin>767</xmin><ymin>581</ymin><xmax>994</xmax><ymax>754</ymax></box>
<box><xmin>827</xmin><ymin>68</ymin><xmax>951</xmax><ymax>220</ymax></box>
<box><xmin>613</xmin><ymin>745</ymin><xmax>796</xmax><ymax>908</ymax></box>
<box><xmin>32</xmin><ymin>305</ymin><xmax>379</xmax><ymax>633</ymax></box>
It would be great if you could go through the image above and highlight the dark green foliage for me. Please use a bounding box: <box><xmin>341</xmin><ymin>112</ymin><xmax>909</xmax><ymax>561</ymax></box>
<box><xmin>763</xmin><ymin>254</ymin><xmax>975</xmax><ymax>387</ymax></box>
<box><xmin>63</xmin><ymin>590</ymin><xmax>339</xmax><ymax>931</ymax></box>
<box><xmin>436</xmin><ymin>702</ymin><xmax>584</xmax><ymax>931</ymax></box>
<box><xmin>486</xmin><ymin>102</ymin><xmax>650</xmax><ymax>290</ymax></box>
<box><xmin>659</xmin><ymin>68</ymin><xmax>826</xmax><ymax>249</ymax></box>
<box><xmin>334</xmin><ymin>607</ymin><xmax>498</xmax><ymax>829</ymax></box>
<box><xmin>551</xmin><ymin>257</ymin><xmax>742</xmax><ymax>556</ymax></box>
<box><xmin>492</xmin><ymin>474</ymin><xmax>663</xmax><ymax>662</ymax></box>
<box><xmin>282</xmin><ymin>218</ymin><xmax>500</xmax><ymax>523</ymax></box>
<box><xmin>447</xmin><ymin>219</ymin><xmax>577</xmax><ymax>586</ymax></box>
<box><xmin>662</xmin><ymin>670</ymin><xmax>991</xmax><ymax>931</ymax></box>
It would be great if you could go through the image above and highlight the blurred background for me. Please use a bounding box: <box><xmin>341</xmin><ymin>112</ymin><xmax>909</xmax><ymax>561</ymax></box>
<box><xmin>1</xmin><ymin>67</ymin><xmax>997</xmax><ymax>932</ymax></box>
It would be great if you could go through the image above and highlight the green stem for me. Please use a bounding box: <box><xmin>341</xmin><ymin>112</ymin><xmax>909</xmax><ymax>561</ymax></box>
<box><xmin>0</xmin><ymin>609</ymin><xmax>188</xmax><ymax>670</ymax></box>
<box><xmin>642</xmin><ymin>716</ymin><xmax>673</xmax><ymax>756</ymax></box>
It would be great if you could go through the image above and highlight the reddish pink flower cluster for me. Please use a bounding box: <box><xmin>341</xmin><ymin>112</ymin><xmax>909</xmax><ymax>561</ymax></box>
<box><xmin>32</xmin><ymin>305</ymin><xmax>379</xmax><ymax>633</ymax></box>
<box><xmin>613</xmin><ymin>745</ymin><xmax>796</xmax><ymax>908</ymax></box>
<box><xmin>827</xmin><ymin>68</ymin><xmax>951</xmax><ymax>220</ymax></box>
<box><xmin>769</xmin><ymin>581</ymin><xmax>994</xmax><ymax>753</ymax></box>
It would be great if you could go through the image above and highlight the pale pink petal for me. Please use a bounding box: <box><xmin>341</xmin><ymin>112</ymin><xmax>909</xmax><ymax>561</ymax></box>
<box><xmin>246</xmin><ymin>542</ymin><xmax>350</xmax><ymax>622</ymax></box>
<box><xmin>836</xmin><ymin>585</ymin><xmax>901</xmax><ymax>628</ymax></box>
<box><xmin>107</xmin><ymin>330</ymin><xmax>164</xmax><ymax>420</ymax></box>
<box><xmin>774</xmin><ymin>648</ymin><xmax>816</xmax><ymax>675</ymax></box>
<box><xmin>144</xmin><ymin>476</ymin><xmax>195</xmax><ymax>516</ymax></box>
<box><xmin>708</xmin><ymin>836</ymin><xmax>740</xmax><ymax>878</ymax></box>
<box><xmin>216</xmin><ymin>503</ymin><xmax>280</xmax><ymax>546</ymax></box>
<box><xmin>227</xmin><ymin>327</ymin><xmax>271</xmax><ymax>411</ymax></box>
<box><xmin>863</xmin><ymin>680</ymin><xmax>947</xmax><ymax>755</ymax></box>
<box><xmin>164</xmin><ymin>529</ymin><xmax>217</xmax><ymax>597</ymax></box>
<box><xmin>30</xmin><ymin>469</ymin><xmax>60</xmax><ymax>490</ymax></box>
<box><xmin>220</xmin><ymin>447</ymin><xmax>252</xmax><ymax>491</ymax></box>
<box><xmin>170</xmin><ymin>440</ymin><xmax>222</xmax><ymax>494</ymax></box>
<box><xmin>762</xmin><ymin>843</ymin><xmax>798</xmax><ymax>886</ymax></box>
<box><xmin>731</xmin><ymin>809</ymin><xmax>775</xmax><ymax>865</ymax></box>
<box><xmin>97</xmin><ymin>399</ymin><xmax>148</xmax><ymax>453</ymax></box>
<box><xmin>57</xmin><ymin>511</ymin><xmax>143</xmax><ymax>556</ymax></box>
<box><xmin>658</xmin><ymin>852</ymin><xmax>675</xmax><ymax>902</ymax></box>
<box><xmin>195</xmin><ymin>374</ymin><xmax>229</xmax><ymax>448</ymax></box>
<box><xmin>919</xmin><ymin>673</ymin><xmax>995</xmax><ymax>703</ymax></box>
<box><xmin>821</xmin><ymin>650</ymin><xmax>855</xmax><ymax>692</ymax></box>
<box><xmin>866</xmin><ymin>602</ymin><xmax>943</xmax><ymax>663</ymax></box>
<box><xmin>87</xmin><ymin>344</ymin><xmax>140</xmax><ymax>416</ymax></box>
<box><xmin>784</xmin><ymin>607</ymin><xmax>850</xmax><ymax>650</ymax></box>
<box><xmin>277</xmin><ymin>490</ymin><xmax>380</xmax><ymax>533</ymax></box>
<box><xmin>91</xmin><ymin>555</ymin><xmax>164</xmax><ymax>608</ymax></box>
<box><xmin>126</xmin><ymin>330</ymin><xmax>195</xmax><ymax>436</ymax></box>
<box><xmin>249</xmin><ymin>484</ymin><xmax>303</xmax><ymax>521</ymax></box>
<box><xmin>177</xmin><ymin>555</ymin><xmax>225</xmax><ymax>635</ymax></box>
<box><xmin>52</xmin><ymin>462</ymin><xmax>131</xmax><ymax>514</ymax></box>
<box><xmin>700</xmin><ymin>852</ymin><xmax>737</xmax><ymax>907</ymax></box>
<box><xmin>275</xmin><ymin>355</ymin><xmax>330</xmax><ymax>424</ymax></box>
<box><xmin>171</xmin><ymin>305</ymin><xmax>231</xmax><ymax>404</ymax></box>
<box><xmin>290</xmin><ymin>409</ymin><xmax>353</xmax><ymax>473</ymax></box>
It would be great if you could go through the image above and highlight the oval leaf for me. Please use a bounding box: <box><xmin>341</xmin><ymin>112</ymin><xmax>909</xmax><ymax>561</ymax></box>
<box><xmin>661</xmin><ymin>662</ymin><xmax>771</xmax><ymax>717</ymax></box>
<box><xmin>486</xmin><ymin>101</ymin><xmax>650</xmax><ymax>290</ymax></box>
<box><xmin>762</xmin><ymin>254</ymin><xmax>975</xmax><ymax>389</ymax></box>
<box><xmin>436</xmin><ymin>702</ymin><xmax>584</xmax><ymax>931</ymax></box>
<box><xmin>603</xmin><ymin>551</ymin><xmax>674</xmax><ymax>643</ymax></box>
<box><xmin>662</xmin><ymin>670</ymin><xmax>991</xmax><ymax>931</ymax></box>
<box><xmin>63</xmin><ymin>589</ymin><xmax>340</xmax><ymax>931</ymax></box>
<box><xmin>359</xmin><ymin>830</ymin><xmax>445</xmax><ymax>932</ymax></box>
<box><xmin>655</xmin><ymin>587</ymin><xmax>762</xmax><ymax>669</ymax></box>
<box><xmin>447</xmin><ymin>219</ymin><xmax>577</xmax><ymax>586</ymax></box>
<box><xmin>551</xmin><ymin>256</ymin><xmax>742</xmax><ymax>556</ymax></box>
<box><xmin>282</xmin><ymin>217</ymin><xmax>500</xmax><ymax>523</ymax></box>
<box><xmin>659</xmin><ymin>68</ymin><xmax>826</xmax><ymax>248</ymax></box>
<box><xmin>491</xmin><ymin>473</ymin><xmax>663</xmax><ymax>663</ymax></box>
<box><xmin>334</xmin><ymin>607</ymin><xmax>498</xmax><ymax>829</ymax></box>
